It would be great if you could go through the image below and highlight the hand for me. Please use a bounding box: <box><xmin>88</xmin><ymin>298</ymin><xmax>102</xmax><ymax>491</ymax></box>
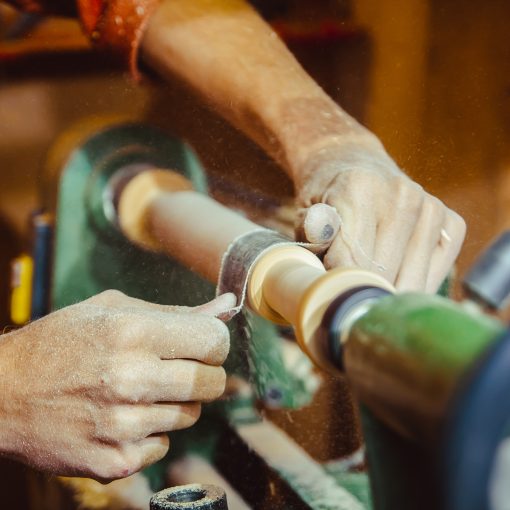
<box><xmin>295</xmin><ymin>140</ymin><xmax>466</xmax><ymax>293</ymax></box>
<box><xmin>0</xmin><ymin>290</ymin><xmax>235</xmax><ymax>482</ymax></box>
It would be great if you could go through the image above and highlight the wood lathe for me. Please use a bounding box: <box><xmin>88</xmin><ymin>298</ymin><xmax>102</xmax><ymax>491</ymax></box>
<box><xmin>116</xmin><ymin>168</ymin><xmax>394</xmax><ymax>374</ymax></box>
<box><xmin>43</xmin><ymin>122</ymin><xmax>510</xmax><ymax>510</ymax></box>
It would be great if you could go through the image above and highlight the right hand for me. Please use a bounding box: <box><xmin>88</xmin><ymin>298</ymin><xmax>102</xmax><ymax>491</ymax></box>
<box><xmin>294</xmin><ymin>141</ymin><xmax>466</xmax><ymax>293</ymax></box>
<box><xmin>0</xmin><ymin>290</ymin><xmax>235</xmax><ymax>482</ymax></box>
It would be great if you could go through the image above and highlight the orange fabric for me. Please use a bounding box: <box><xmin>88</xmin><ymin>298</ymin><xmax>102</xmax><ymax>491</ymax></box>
<box><xmin>77</xmin><ymin>0</ymin><xmax>160</xmax><ymax>79</ymax></box>
<box><xmin>5</xmin><ymin>0</ymin><xmax>160</xmax><ymax>79</ymax></box>
<box><xmin>78</xmin><ymin>0</ymin><xmax>103</xmax><ymax>33</ymax></box>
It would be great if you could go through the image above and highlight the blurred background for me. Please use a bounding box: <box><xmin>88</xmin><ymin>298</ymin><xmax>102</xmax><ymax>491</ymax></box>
<box><xmin>1</xmin><ymin>0</ymin><xmax>509</xmax><ymax>507</ymax></box>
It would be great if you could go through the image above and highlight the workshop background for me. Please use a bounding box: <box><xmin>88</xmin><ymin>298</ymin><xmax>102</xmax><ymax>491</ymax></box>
<box><xmin>1</xmin><ymin>0</ymin><xmax>510</xmax><ymax>509</ymax></box>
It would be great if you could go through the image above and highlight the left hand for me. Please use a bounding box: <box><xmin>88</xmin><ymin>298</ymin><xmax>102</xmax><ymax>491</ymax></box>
<box><xmin>294</xmin><ymin>140</ymin><xmax>466</xmax><ymax>293</ymax></box>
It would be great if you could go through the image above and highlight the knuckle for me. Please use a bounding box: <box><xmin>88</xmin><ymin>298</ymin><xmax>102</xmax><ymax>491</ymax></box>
<box><xmin>67</xmin><ymin>306</ymin><xmax>116</xmax><ymax>339</ymax></box>
<box><xmin>78</xmin><ymin>310</ymin><xmax>135</xmax><ymax>350</ymax></box>
<box><xmin>109</xmin><ymin>408</ymin><xmax>137</xmax><ymax>441</ymax></box>
<box><xmin>90</xmin><ymin>289</ymin><xmax>127</xmax><ymax>306</ymax></box>
<box><xmin>93</xmin><ymin>450</ymin><xmax>134</xmax><ymax>482</ymax></box>
<box><xmin>109</xmin><ymin>365</ymin><xmax>142</xmax><ymax>403</ymax></box>
<box><xmin>114</xmin><ymin>318</ymin><xmax>144</xmax><ymax>349</ymax></box>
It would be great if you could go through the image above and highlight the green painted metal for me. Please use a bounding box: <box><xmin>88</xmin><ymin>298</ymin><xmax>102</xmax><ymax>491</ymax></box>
<box><xmin>345</xmin><ymin>293</ymin><xmax>504</xmax><ymax>510</ymax></box>
<box><xmin>346</xmin><ymin>293</ymin><xmax>503</xmax><ymax>442</ymax></box>
<box><xmin>324</xmin><ymin>463</ymin><xmax>373</xmax><ymax>509</ymax></box>
<box><xmin>51</xmin><ymin>123</ymin><xmax>211</xmax><ymax>310</ymax></box>
<box><xmin>352</xmin><ymin>294</ymin><xmax>501</xmax><ymax>375</ymax></box>
<box><xmin>245</xmin><ymin>311</ymin><xmax>318</xmax><ymax>409</ymax></box>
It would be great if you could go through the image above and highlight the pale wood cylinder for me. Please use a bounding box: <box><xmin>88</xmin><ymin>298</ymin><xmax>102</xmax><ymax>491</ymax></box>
<box><xmin>265</xmin><ymin>261</ymin><xmax>326</xmax><ymax>327</ymax></box>
<box><xmin>148</xmin><ymin>192</ymin><xmax>260</xmax><ymax>282</ymax></box>
<box><xmin>118</xmin><ymin>170</ymin><xmax>260</xmax><ymax>282</ymax></box>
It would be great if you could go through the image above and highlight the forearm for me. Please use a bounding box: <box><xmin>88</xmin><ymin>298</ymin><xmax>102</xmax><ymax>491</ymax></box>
<box><xmin>0</xmin><ymin>333</ymin><xmax>22</xmax><ymax>460</ymax></box>
<box><xmin>141</xmin><ymin>0</ymin><xmax>383</xmax><ymax>182</ymax></box>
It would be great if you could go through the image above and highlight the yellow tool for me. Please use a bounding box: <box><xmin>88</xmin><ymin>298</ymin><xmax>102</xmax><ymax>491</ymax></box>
<box><xmin>10</xmin><ymin>253</ymin><xmax>33</xmax><ymax>325</ymax></box>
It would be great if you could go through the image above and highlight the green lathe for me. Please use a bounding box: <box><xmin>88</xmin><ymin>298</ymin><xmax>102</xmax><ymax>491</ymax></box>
<box><xmin>40</xmin><ymin>121</ymin><xmax>510</xmax><ymax>510</ymax></box>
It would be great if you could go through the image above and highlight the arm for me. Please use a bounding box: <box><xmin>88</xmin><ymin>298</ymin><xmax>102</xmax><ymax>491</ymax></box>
<box><xmin>141</xmin><ymin>0</ymin><xmax>357</xmax><ymax>175</ymax></box>
<box><xmin>0</xmin><ymin>291</ymin><xmax>234</xmax><ymax>481</ymax></box>
<box><xmin>5</xmin><ymin>0</ymin><xmax>465</xmax><ymax>291</ymax></box>
<box><xmin>140</xmin><ymin>0</ymin><xmax>466</xmax><ymax>293</ymax></box>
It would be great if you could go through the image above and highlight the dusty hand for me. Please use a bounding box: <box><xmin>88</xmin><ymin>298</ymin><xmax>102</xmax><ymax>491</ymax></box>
<box><xmin>295</xmin><ymin>141</ymin><xmax>466</xmax><ymax>293</ymax></box>
<box><xmin>0</xmin><ymin>290</ymin><xmax>235</xmax><ymax>482</ymax></box>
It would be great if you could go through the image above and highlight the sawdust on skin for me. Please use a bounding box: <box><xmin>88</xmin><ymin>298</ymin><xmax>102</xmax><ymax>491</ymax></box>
<box><xmin>0</xmin><ymin>291</ymin><xmax>235</xmax><ymax>482</ymax></box>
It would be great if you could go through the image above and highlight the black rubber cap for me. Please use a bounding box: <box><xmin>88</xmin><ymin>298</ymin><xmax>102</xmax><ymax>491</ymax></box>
<box><xmin>464</xmin><ymin>230</ymin><xmax>510</xmax><ymax>309</ymax></box>
<box><xmin>442</xmin><ymin>328</ymin><xmax>510</xmax><ymax>510</ymax></box>
<box><xmin>150</xmin><ymin>484</ymin><xmax>228</xmax><ymax>510</ymax></box>
<box><xmin>320</xmin><ymin>286</ymin><xmax>391</xmax><ymax>371</ymax></box>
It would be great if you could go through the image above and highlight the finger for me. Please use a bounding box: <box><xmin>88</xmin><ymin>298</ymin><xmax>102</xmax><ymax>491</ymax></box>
<box><xmin>147</xmin><ymin>402</ymin><xmax>202</xmax><ymax>433</ymax></box>
<box><xmin>323</xmin><ymin>230</ymin><xmax>357</xmax><ymax>269</ymax></box>
<box><xmin>95</xmin><ymin>403</ymin><xmax>201</xmax><ymax>443</ymax></box>
<box><xmin>191</xmin><ymin>293</ymin><xmax>237</xmax><ymax>319</ymax></box>
<box><xmin>149</xmin><ymin>360</ymin><xmax>226</xmax><ymax>402</ymax></box>
<box><xmin>88</xmin><ymin>289</ymin><xmax>194</xmax><ymax>313</ymax></box>
<box><xmin>99</xmin><ymin>434</ymin><xmax>170</xmax><ymax>482</ymax></box>
<box><xmin>143</xmin><ymin>311</ymin><xmax>230</xmax><ymax>365</ymax></box>
<box><xmin>295</xmin><ymin>204</ymin><xmax>341</xmax><ymax>245</ymax></box>
<box><xmin>371</xmin><ymin>198</ymin><xmax>425</xmax><ymax>285</ymax></box>
<box><xmin>395</xmin><ymin>196</ymin><xmax>447</xmax><ymax>292</ymax></box>
<box><xmin>90</xmin><ymin>290</ymin><xmax>236</xmax><ymax>321</ymax></box>
<box><xmin>133</xmin><ymin>433</ymin><xmax>170</xmax><ymax>474</ymax></box>
<box><xmin>323</xmin><ymin>206</ymin><xmax>377</xmax><ymax>271</ymax></box>
<box><xmin>425</xmin><ymin>210</ymin><xmax>466</xmax><ymax>293</ymax></box>
<box><xmin>322</xmin><ymin>205</ymin><xmax>357</xmax><ymax>268</ymax></box>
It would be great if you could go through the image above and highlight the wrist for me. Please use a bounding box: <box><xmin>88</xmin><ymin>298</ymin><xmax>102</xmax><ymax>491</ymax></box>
<box><xmin>293</xmin><ymin>136</ymin><xmax>399</xmax><ymax>191</ymax></box>
<box><xmin>0</xmin><ymin>331</ymin><xmax>23</xmax><ymax>459</ymax></box>
<box><xmin>275</xmin><ymin>95</ymin><xmax>387</xmax><ymax>182</ymax></box>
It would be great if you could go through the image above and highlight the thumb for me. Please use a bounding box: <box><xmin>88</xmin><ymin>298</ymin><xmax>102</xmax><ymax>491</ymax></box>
<box><xmin>191</xmin><ymin>293</ymin><xmax>237</xmax><ymax>320</ymax></box>
<box><xmin>295</xmin><ymin>203</ymin><xmax>341</xmax><ymax>245</ymax></box>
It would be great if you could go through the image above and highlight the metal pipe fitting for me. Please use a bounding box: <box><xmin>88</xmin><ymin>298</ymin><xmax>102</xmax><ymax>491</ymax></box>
<box><xmin>150</xmin><ymin>484</ymin><xmax>228</xmax><ymax>510</ymax></box>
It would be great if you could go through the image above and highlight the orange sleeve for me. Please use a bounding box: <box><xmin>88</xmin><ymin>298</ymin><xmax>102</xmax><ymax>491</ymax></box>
<box><xmin>77</xmin><ymin>0</ymin><xmax>160</xmax><ymax>79</ymax></box>
<box><xmin>5</xmin><ymin>0</ymin><xmax>161</xmax><ymax>79</ymax></box>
